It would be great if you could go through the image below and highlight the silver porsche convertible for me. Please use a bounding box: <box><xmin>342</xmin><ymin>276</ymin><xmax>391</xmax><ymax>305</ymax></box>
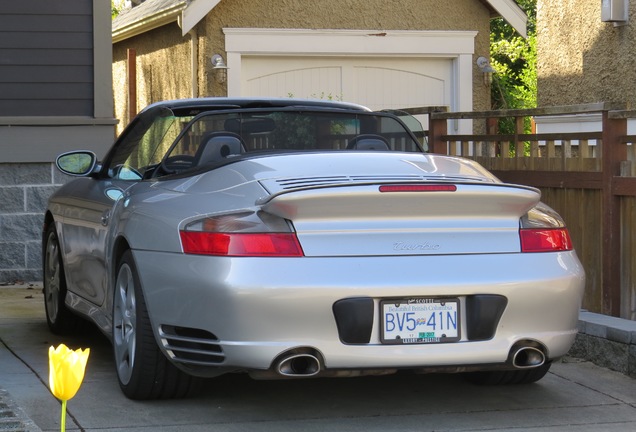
<box><xmin>43</xmin><ymin>98</ymin><xmax>585</xmax><ymax>400</ymax></box>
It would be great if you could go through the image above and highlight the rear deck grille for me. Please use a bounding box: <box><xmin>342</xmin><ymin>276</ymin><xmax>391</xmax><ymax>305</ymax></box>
<box><xmin>275</xmin><ymin>175</ymin><xmax>421</xmax><ymax>189</ymax></box>
<box><xmin>264</xmin><ymin>174</ymin><xmax>490</xmax><ymax>192</ymax></box>
<box><xmin>159</xmin><ymin>325</ymin><xmax>225</xmax><ymax>365</ymax></box>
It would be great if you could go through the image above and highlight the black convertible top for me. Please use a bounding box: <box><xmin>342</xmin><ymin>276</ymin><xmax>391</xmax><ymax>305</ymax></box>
<box><xmin>141</xmin><ymin>97</ymin><xmax>372</xmax><ymax>114</ymax></box>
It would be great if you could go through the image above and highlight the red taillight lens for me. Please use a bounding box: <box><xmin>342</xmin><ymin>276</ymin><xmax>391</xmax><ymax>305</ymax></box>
<box><xmin>520</xmin><ymin>228</ymin><xmax>573</xmax><ymax>253</ymax></box>
<box><xmin>180</xmin><ymin>211</ymin><xmax>304</xmax><ymax>257</ymax></box>
<box><xmin>379</xmin><ymin>184</ymin><xmax>457</xmax><ymax>193</ymax></box>
<box><xmin>180</xmin><ymin>232</ymin><xmax>303</xmax><ymax>256</ymax></box>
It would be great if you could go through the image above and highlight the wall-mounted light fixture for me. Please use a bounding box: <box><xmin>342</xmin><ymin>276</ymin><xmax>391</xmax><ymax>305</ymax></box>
<box><xmin>476</xmin><ymin>56</ymin><xmax>494</xmax><ymax>87</ymax></box>
<box><xmin>211</xmin><ymin>54</ymin><xmax>228</xmax><ymax>84</ymax></box>
<box><xmin>602</xmin><ymin>0</ymin><xmax>629</xmax><ymax>26</ymax></box>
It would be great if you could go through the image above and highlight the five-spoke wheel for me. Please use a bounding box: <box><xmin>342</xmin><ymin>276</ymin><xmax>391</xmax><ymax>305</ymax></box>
<box><xmin>113</xmin><ymin>250</ymin><xmax>196</xmax><ymax>399</ymax></box>
<box><xmin>43</xmin><ymin>224</ymin><xmax>80</xmax><ymax>334</ymax></box>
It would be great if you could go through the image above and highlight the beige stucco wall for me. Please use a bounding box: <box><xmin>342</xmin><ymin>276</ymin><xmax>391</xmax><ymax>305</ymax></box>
<box><xmin>113</xmin><ymin>0</ymin><xmax>492</xmax><ymax>134</ymax></box>
<box><xmin>537</xmin><ymin>0</ymin><xmax>636</xmax><ymax>107</ymax></box>
<box><xmin>113</xmin><ymin>22</ymin><xmax>193</xmax><ymax>134</ymax></box>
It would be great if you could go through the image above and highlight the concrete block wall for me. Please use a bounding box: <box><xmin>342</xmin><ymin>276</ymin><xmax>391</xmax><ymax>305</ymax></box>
<box><xmin>0</xmin><ymin>163</ymin><xmax>69</xmax><ymax>283</ymax></box>
<box><xmin>570</xmin><ymin>311</ymin><xmax>636</xmax><ymax>378</ymax></box>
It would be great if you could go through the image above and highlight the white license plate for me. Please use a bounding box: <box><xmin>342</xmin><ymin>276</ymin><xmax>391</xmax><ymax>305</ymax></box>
<box><xmin>381</xmin><ymin>298</ymin><xmax>460</xmax><ymax>344</ymax></box>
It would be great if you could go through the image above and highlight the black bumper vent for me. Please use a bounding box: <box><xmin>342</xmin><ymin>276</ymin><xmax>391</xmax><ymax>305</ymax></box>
<box><xmin>159</xmin><ymin>325</ymin><xmax>225</xmax><ymax>365</ymax></box>
<box><xmin>333</xmin><ymin>297</ymin><xmax>374</xmax><ymax>344</ymax></box>
<box><xmin>465</xmin><ymin>295</ymin><xmax>508</xmax><ymax>341</ymax></box>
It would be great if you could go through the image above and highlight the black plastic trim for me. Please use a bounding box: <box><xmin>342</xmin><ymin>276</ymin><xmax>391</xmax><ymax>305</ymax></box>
<box><xmin>465</xmin><ymin>295</ymin><xmax>508</xmax><ymax>341</ymax></box>
<box><xmin>332</xmin><ymin>297</ymin><xmax>374</xmax><ymax>344</ymax></box>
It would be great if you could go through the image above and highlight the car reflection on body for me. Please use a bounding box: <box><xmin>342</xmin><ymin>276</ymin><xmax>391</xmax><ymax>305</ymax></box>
<box><xmin>43</xmin><ymin>98</ymin><xmax>585</xmax><ymax>399</ymax></box>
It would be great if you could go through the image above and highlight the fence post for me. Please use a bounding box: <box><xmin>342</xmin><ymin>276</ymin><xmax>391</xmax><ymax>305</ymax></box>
<box><xmin>428</xmin><ymin>114</ymin><xmax>448</xmax><ymax>155</ymax></box>
<box><xmin>601</xmin><ymin>109</ymin><xmax>627</xmax><ymax>317</ymax></box>
<box><xmin>486</xmin><ymin>117</ymin><xmax>498</xmax><ymax>157</ymax></box>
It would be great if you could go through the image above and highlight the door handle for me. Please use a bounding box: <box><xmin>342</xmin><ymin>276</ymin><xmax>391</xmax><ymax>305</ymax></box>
<box><xmin>101</xmin><ymin>210</ymin><xmax>111</xmax><ymax>226</ymax></box>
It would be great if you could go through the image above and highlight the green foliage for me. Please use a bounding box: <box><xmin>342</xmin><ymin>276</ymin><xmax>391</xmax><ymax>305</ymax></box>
<box><xmin>112</xmin><ymin>0</ymin><xmax>123</xmax><ymax>19</ymax></box>
<box><xmin>490</xmin><ymin>0</ymin><xmax>537</xmax><ymax>134</ymax></box>
<box><xmin>287</xmin><ymin>92</ymin><xmax>343</xmax><ymax>101</ymax></box>
<box><xmin>491</xmin><ymin>0</ymin><xmax>536</xmax><ymax>39</ymax></box>
<box><xmin>308</xmin><ymin>92</ymin><xmax>343</xmax><ymax>102</ymax></box>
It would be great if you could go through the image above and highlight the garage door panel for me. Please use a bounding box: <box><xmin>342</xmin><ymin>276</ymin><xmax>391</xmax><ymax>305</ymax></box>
<box><xmin>354</xmin><ymin>67</ymin><xmax>446</xmax><ymax>111</ymax></box>
<box><xmin>245</xmin><ymin>65</ymin><xmax>343</xmax><ymax>99</ymax></box>
<box><xmin>242</xmin><ymin>56</ymin><xmax>452</xmax><ymax>111</ymax></box>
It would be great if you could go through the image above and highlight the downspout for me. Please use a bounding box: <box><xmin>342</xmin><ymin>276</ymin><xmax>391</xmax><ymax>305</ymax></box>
<box><xmin>189</xmin><ymin>28</ymin><xmax>198</xmax><ymax>98</ymax></box>
<box><xmin>178</xmin><ymin>14</ymin><xmax>199</xmax><ymax>98</ymax></box>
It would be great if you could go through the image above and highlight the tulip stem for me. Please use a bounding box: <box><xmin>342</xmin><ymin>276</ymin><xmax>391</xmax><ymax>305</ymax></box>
<box><xmin>60</xmin><ymin>399</ymin><xmax>66</xmax><ymax>432</ymax></box>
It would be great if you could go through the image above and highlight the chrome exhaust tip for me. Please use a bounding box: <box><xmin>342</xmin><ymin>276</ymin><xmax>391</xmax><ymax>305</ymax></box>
<box><xmin>276</xmin><ymin>353</ymin><xmax>321</xmax><ymax>377</ymax></box>
<box><xmin>512</xmin><ymin>346</ymin><xmax>546</xmax><ymax>369</ymax></box>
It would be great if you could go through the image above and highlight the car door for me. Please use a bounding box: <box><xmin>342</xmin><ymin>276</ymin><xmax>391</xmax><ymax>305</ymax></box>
<box><xmin>56</xmin><ymin>176</ymin><xmax>129</xmax><ymax>306</ymax></box>
<box><xmin>59</xmin><ymin>106</ymin><xmax>182</xmax><ymax>306</ymax></box>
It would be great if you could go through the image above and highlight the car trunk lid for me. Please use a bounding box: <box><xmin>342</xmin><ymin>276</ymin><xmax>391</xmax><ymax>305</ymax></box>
<box><xmin>258</xmin><ymin>180</ymin><xmax>540</xmax><ymax>257</ymax></box>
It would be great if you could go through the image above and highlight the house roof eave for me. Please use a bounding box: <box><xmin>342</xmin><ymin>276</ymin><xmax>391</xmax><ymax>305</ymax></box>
<box><xmin>178</xmin><ymin>0</ymin><xmax>528</xmax><ymax>38</ymax></box>
<box><xmin>483</xmin><ymin>0</ymin><xmax>528</xmax><ymax>38</ymax></box>
<box><xmin>181</xmin><ymin>0</ymin><xmax>222</xmax><ymax>36</ymax></box>
<box><xmin>112</xmin><ymin>0</ymin><xmax>528</xmax><ymax>43</ymax></box>
<box><xmin>112</xmin><ymin>1</ymin><xmax>187</xmax><ymax>44</ymax></box>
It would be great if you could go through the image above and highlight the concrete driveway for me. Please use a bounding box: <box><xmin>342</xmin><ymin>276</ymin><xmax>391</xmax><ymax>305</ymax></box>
<box><xmin>1</xmin><ymin>286</ymin><xmax>636</xmax><ymax>432</ymax></box>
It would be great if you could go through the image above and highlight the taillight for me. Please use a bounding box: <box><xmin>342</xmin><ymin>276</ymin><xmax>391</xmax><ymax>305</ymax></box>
<box><xmin>520</xmin><ymin>228</ymin><xmax>572</xmax><ymax>252</ymax></box>
<box><xmin>519</xmin><ymin>202</ymin><xmax>573</xmax><ymax>253</ymax></box>
<box><xmin>180</xmin><ymin>211</ymin><xmax>304</xmax><ymax>257</ymax></box>
<box><xmin>379</xmin><ymin>184</ymin><xmax>457</xmax><ymax>192</ymax></box>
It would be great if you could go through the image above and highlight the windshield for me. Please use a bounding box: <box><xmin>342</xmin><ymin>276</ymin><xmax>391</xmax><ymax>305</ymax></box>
<box><xmin>104</xmin><ymin>106</ymin><xmax>199</xmax><ymax>180</ymax></box>
<box><xmin>106</xmin><ymin>107</ymin><xmax>425</xmax><ymax>180</ymax></box>
<box><xmin>158</xmin><ymin>108</ymin><xmax>423</xmax><ymax>175</ymax></box>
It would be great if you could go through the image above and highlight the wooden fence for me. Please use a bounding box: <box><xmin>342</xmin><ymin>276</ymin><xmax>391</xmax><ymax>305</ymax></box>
<box><xmin>403</xmin><ymin>102</ymin><xmax>636</xmax><ymax>320</ymax></box>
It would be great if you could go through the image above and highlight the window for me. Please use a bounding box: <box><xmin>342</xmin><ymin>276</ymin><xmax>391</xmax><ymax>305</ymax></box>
<box><xmin>106</xmin><ymin>107</ymin><xmax>196</xmax><ymax>180</ymax></box>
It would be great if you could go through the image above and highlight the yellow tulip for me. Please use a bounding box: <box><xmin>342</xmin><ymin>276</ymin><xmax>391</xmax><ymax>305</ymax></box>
<box><xmin>48</xmin><ymin>344</ymin><xmax>90</xmax><ymax>401</ymax></box>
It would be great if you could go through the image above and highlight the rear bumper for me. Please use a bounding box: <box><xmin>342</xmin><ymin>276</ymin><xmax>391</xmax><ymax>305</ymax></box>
<box><xmin>133</xmin><ymin>250</ymin><xmax>584</xmax><ymax>375</ymax></box>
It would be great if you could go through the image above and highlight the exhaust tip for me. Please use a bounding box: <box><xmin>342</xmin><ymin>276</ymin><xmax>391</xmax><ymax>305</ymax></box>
<box><xmin>277</xmin><ymin>353</ymin><xmax>321</xmax><ymax>377</ymax></box>
<box><xmin>512</xmin><ymin>346</ymin><xmax>546</xmax><ymax>369</ymax></box>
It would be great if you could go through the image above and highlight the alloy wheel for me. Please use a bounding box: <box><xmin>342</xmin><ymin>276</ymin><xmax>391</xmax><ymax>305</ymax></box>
<box><xmin>113</xmin><ymin>262</ymin><xmax>137</xmax><ymax>385</ymax></box>
<box><xmin>43</xmin><ymin>231</ymin><xmax>61</xmax><ymax>323</ymax></box>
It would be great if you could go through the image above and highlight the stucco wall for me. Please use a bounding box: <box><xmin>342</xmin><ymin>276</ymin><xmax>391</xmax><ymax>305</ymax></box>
<box><xmin>113</xmin><ymin>0</ymin><xmax>492</xmax><ymax>133</ymax></box>
<box><xmin>113</xmin><ymin>22</ymin><xmax>194</xmax><ymax>134</ymax></box>
<box><xmin>537</xmin><ymin>0</ymin><xmax>636</xmax><ymax>106</ymax></box>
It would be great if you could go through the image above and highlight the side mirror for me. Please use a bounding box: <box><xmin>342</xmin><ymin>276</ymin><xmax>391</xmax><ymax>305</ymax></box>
<box><xmin>56</xmin><ymin>151</ymin><xmax>97</xmax><ymax>176</ymax></box>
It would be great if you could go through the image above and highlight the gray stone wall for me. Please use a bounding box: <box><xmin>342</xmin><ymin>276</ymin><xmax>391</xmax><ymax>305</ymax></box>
<box><xmin>0</xmin><ymin>163</ymin><xmax>69</xmax><ymax>283</ymax></box>
<box><xmin>570</xmin><ymin>311</ymin><xmax>636</xmax><ymax>378</ymax></box>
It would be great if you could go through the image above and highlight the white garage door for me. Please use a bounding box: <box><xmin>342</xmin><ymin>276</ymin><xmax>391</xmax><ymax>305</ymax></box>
<box><xmin>241</xmin><ymin>56</ymin><xmax>452</xmax><ymax>112</ymax></box>
<box><xmin>225</xmin><ymin>28</ymin><xmax>476</xmax><ymax>134</ymax></box>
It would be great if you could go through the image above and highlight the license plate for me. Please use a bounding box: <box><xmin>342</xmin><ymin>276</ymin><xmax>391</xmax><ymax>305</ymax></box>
<box><xmin>381</xmin><ymin>298</ymin><xmax>460</xmax><ymax>344</ymax></box>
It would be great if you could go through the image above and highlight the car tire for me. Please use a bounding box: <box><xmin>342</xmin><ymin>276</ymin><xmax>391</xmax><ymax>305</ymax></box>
<box><xmin>113</xmin><ymin>250</ymin><xmax>197</xmax><ymax>400</ymax></box>
<box><xmin>464</xmin><ymin>362</ymin><xmax>552</xmax><ymax>385</ymax></box>
<box><xmin>43</xmin><ymin>224</ymin><xmax>81</xmax><ymax>334</ymax></box>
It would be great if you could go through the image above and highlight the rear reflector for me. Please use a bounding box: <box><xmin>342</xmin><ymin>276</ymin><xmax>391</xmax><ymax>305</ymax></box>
<box><xmin>379</xmin><ymin>184</ymin><xmax>457</xmax><ymax>193</ymax></box>
<box><xmin>180</xmin><ymin>231</ymin><xmax>304</xmax><ymax>257</ymax></box>
<box><xmin>520</xmin><ymin>228</ymin><xmax>573</xmax><ymax>253</ymax></box>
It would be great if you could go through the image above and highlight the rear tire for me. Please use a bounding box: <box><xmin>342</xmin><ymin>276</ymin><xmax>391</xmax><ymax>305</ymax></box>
<box><xmin>464</xmin><ymin>362</ymin><xmax>552</xmax><ymax>385</ymax></box>
<box><xmin>113</xmin><ymin>250</ymin><xmax>197</xmax><ymax>399</ymax></box>
<box><xmin>43</xmin><ymin>224</ymin><xmax>81</xmax><ymax>334</ymax></box>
